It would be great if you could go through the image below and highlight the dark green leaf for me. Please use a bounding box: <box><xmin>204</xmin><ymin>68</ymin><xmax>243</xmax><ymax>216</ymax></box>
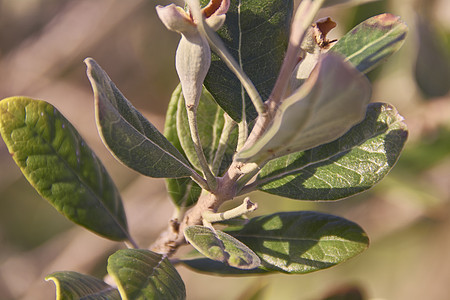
<box><xmin>184</xmin><ymin>225</ymin><xmax>261</xmax><ymax>270</ymax></box>
<box><xmin>330</xmin><ymin>13</ymin><xmax>408</xmax><ymax>74</ymax></box>
<box><xmin>254</xmin><ymin>103</ymin><xmax>408</xmax><ymax>200</ymax></box>
<box><xmin>85</xmin><ymin>58</ymin><xmax>193</xmax><ymax>178</ymax></box>
<box><xmin>164</xmin><ymin>85</ymin><xmax>202</xmax><ymax>207</ymax></box>
<box><xmin>107</xmin><ymin>249</ymin><xmax>186</xmax><ymax>300</ymax></box>
<box><xmin>226</xmin><ymin>211</ymin><xmax>369</xmax><ymax>274</ymax></box>
<box><xmin>0</xmin><ymin>97</ymin><xmax>129</xmax><ymax>241</ymax></box>
<box><xmin>45</xmin><ymin>271</ymin><xmax>120</xmax><ymax>300</ymax></box>
<box><xmin>201</xmin><ymin>0</ymin><xmax>294</xmax><ymax>122</ymax></box>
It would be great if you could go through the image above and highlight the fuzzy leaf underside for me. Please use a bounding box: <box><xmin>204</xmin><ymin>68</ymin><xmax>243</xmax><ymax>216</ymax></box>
<box><xmin>331</xmin><ymin>13</ymin><xmax>408</xmax><ymax>74</ymax></box>
<box><xmin>201</xmin><ymin>0</ymin><xmax>294</xmax><ymax>122</ymax></box>
<box><xmin>255</xmin><ymin>103</ymin><xmax>408</xmax><ymax>200</ymax></box>
<box><xmin>183</xmin><ymin>211</ymin><xmax>369</xmax><ymax>275</ymax></box>
<box><xmin>45</xmin><ymin>271</ymin><xmax>120</xmax><ymax>300</ymax></box>
<box><xmin>107</xmin><ymin>249</ymin><xmax>186</xmax><ymax>300</ymax></box>
<box><xmin>86</xmin><ymin>58</ymin><xmax>193</xmax><ymax>178</ymax></box>
<box><xmin>184</xmin><ymin>225</ymin><xmax>261</xmax><ymax>270</ymax></box>
<box><xmin>236</xmin><ymin>53</ymin><xmax>371</xmax><ymax>163</ymax></box>
<box><xmin>0</xmin><ymin>97</ymin><xmax>129</xmax><ymax>240</ymax></box>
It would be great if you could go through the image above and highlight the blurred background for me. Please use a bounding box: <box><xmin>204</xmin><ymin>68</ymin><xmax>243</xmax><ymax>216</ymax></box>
<box><xmin>0</xmin><ymin>0</ymin><xmax>449</xmax><ymax>299</ymax></box>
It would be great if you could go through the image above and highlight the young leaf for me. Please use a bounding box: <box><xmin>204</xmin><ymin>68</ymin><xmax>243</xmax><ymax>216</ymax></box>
<box><xmin>253</xmin><ymin>102</ymin><xmax>408</xmax><ymax>200</ymax></box>
<box><xmin>330</xmin><ymin>13</ymin><xmax>408</xmax><ymax>74</ymax></box>
<box><xmin>45</xmin><ymin>271</ymin><xmax>121</xmax><ymax>300</ymax></box>
<box><xmin>85</xmin><ymin>58</ymin><xmax>194</xmax><ymax>178</ymax></box>
<box><xmin>201</xmin><ymin>0</ymin><xmax>294</xmax><ymax>122</ymax></box>
<box><xmin>107</xmin><ymin>249</ymin><xmax>186</xmax><ymax>300</ymax></box>
<box><xmin>175</xmin><ymin>84</ymin><xmax>237</xmax><ymax>175</ymax></box>
<box><xmin>236</xmin><ymin>53</ymin><xmax>371</xmax><ymax>163</ymax></box>
<box><xmin>184</xmin><ymin>225</ymin><xmax>261</xmax><ymax>270</ymax></box>
<box><xmin>226</xmin><ymin>211</ymin><xmax>369</xmax><ymax>274</ymax></box>
<box><xmin>0</xmin><ymin>97</ymin><xmax>129</xmax><ymax>241</ymax></box>
<box><xmin>164</xmin><ymin>84</ymin><xmax>202</xmax><ymax>208</ymax></box>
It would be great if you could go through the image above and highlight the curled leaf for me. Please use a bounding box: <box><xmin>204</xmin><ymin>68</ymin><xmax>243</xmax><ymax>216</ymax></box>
<box><xmin>236</xmin><ymin>53</ymin><xmax>371</xmax><ymax>163</ymax></box>
<box><xmin>184</xmin><ymin>225</ymin><xmax>261</xmax><ymax>270</ymax></box>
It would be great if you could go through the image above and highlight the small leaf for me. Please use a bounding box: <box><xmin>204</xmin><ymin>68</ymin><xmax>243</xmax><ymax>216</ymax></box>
<box><xmin>85</xmin><ymin>58</ymin><xmax>194</xmax><ymax>178</ymax></box>
<box><xmin>107</xmin><ymin>249</ymin><xmax>186</xmax><ymax>300</ymax></box>
<box><xmin>0</xmin><ymin>97</ymin><xmax>129</xmax><ymax>241</ymax></box>
<box><xmin>45</xmin><ymin>271</ymin><xmax>120</xmax><ymax>300</ymax></box>
<box><xmin>226</xmin><ymin>211</ymin><xmax>369</xmax><ymax>274</ymax></box>
<box><xmin>184</xmin><ymin>225</ymin><xmax>261</xmax><ymax>270</ymax></box>
<box><xmin>330</xmin><ymin>13</ymin><xmax>408</xmax><ymax>74</ymax></box>
<box><xmin>201</xmin><ymin>0</ymin><xmax>294</xmax><ymax>122</ymax></box>
<box><xmin>164</xmin><ymin>84</ymin><xmax>202</xmax><ymax>207</ymax></box>
<box><xmin>176</xmin><ymin>85</ymin><xmax>237</xmax><ymax>175</ymax></box>
<box><xmin>236</xmin><ymin>53</ymin><xmax>371</xmax><ymax>163</ymax></box>
<box><xmin>255</xmin><ymin>102</ymin><xmax>408</xmax><ymax>200</ymax></box>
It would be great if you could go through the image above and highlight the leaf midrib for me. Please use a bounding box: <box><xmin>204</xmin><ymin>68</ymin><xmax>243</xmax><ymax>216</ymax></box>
<box><xmin>344</xmin><ymin>24</ymin><xmax>402</xmax><ymax>62</ymax></box>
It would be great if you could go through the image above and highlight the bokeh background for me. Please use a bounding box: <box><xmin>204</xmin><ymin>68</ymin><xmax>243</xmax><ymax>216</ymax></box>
<box><xmin>0</xmin><ymin>0</ymin><xmax>449</xmax><ymax>299</ymax></box>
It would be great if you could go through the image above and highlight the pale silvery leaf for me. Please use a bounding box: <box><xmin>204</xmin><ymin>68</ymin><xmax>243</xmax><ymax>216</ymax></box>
<box><xmin>236</xmin><ymin>53</ymin><xmax>371</xmax><ymax>163</ymax></box>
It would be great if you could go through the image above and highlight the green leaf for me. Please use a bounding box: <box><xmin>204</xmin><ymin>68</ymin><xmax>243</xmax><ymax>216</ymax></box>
<box><xmin>330</xmin><ymin>13</ymin><xmax>408</xmax><ymax>74</ymax></box>
<box><xmin>236</xmin><ymin>53</ymin><xmax>371</xmax><ymax>163</ymax></box>
<box><xmin>85</xmin><ymin>58</ymin><xmax>193</xmax><ymax>178</ymax></box>
<box><xmin>45</xmin><ymin>271</ymin><xmax>121</xmax><ymax>300</ymax></box>
<box><xmin>201</xmin><ymin>0</ymin><xmax>294</xmax><ymax>122</ymax></box>
<box><xmin>175</xmin><ymin>84</ymin><xmax>238</xmax><ymax>175</ymax></box>
<box><xmin>254</xmin><ymin>102</ymin><xmax>408</xmax><ymax>200</ymax></box>
<box><xmin>226</xmin><ymin>211</ymin><xmax>369</xmax><ymax>274</ymax></box>
<box><xmin>164</xmin><ymin>84</ymin><xmax>202</xmax><ymax>207</ymax></box>
<box><xmin>0</xmin><ymin>97</ymin><xmax>129</xmax><ymax>241</ymax></box>
<box><xmin>107</xmin><ymin>249</ymin><xmax>186</xmax><ymax>300</ymax></box>
<box><xmin>184</xmin><ymin>225</ymin><xmax>261</xmax><ymax>270</ymax></box>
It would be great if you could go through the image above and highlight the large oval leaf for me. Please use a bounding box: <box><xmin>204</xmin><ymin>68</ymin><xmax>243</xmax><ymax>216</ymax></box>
<box><xmin>226</xmin><ymin>211</ymin><xmax>369</xmax><ymax>274</ymax></box>
<box><xmin>330</xmin><ymin>13</ymin><xmax>408</xmax><ymax>74</ymax></box>
<box><xmin>107</xmin><ymin>249</ymin><xmax>186</xmax><ymax>300</ymax></box>
<box><xmin>184</xmin><ymin>225</ymin><xmax>261</xmax><ymax>270</ymax></box>
<box><xmin>253</xmin><ymin>102</ymin><xmax>408</xmax><ymax>200</ymax></box>
<box><xmin>201</xmin><ymin>0</ymin><xmax>294</xmax><ymax>122</ymax></box>
<box><xmin>0</xmin><ymin>97</ymin><xmax>129</xmax><ymax>241</ymax></box>
<box><xmin>86</xmin><ymin>58</ymin><xmax>194</xmax><ymax>178</ymax></box>
<box><xmin>46</xmin><ymin>271</ymin><xmax>121</xmax><ymax>300</ymax></box>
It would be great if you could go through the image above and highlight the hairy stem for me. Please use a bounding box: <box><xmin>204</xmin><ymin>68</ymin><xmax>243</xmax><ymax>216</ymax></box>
<box><xmin>186</xmin><ymin>105</ymin><xmax>217</xmax><ymax>190</ymax></box>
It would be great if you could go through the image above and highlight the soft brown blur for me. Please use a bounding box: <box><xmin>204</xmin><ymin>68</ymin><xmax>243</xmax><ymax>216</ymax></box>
<box><xmin>0</xmin><ymin>0</ymin><xmax>449</xmax><ymax>299</ymax></box>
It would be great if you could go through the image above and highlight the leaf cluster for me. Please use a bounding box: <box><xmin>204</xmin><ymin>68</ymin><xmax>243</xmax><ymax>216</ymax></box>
<box><xmin>0</xmin><ymin>0</ymin><xmax>409</xmax><ymax>298</ymax></box>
